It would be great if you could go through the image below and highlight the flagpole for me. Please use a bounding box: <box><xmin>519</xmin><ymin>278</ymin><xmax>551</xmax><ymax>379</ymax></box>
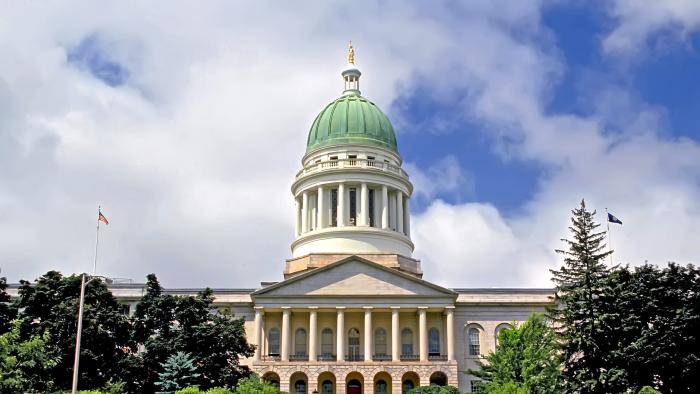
<box><xmin>606</xmin><ymin>207</ymin><xmax>613</xmax><ymax>266</ymax></box>
<box><xmin>93</xmin><ymin>206</ymin><xmax>101</xmax><ymax>276</ymax></box>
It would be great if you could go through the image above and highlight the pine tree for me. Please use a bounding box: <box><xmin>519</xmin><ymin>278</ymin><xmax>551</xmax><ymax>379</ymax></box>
<box><xmin>548</xmin><ymin>200</ymin><xmax>612</xmax><ymax>393</ymax></box>
<box><xmin>156</xmin><ymin>351</ymin><xmax>201</xmax><ymax>392</ymax></box>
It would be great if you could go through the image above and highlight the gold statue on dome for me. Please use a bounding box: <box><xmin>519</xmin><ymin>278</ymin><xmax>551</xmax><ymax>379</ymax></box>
<box><xmin>348</xmin><ymin>41</ymin><xmax>355</xmax><ymax>65</ymax></box>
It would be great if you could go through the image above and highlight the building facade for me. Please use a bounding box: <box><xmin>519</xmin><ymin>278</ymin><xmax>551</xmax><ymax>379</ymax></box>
<box><xmin>13</xmin><ymin>48</ymin><xmax>553</xmax><ymax>394</ymax></box>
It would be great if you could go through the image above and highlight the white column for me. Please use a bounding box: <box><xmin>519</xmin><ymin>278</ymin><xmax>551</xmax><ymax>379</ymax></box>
<box><xmin>418</xmin><ymin>307</ymin><xmax>428</xmax><ymax>361</ymax></box>
<box><xmin>294</xmin><ymin>197</ymin><xmax>301</xmax><ymax>236</ymax></box>
<box><xmin>338</xmin><ymin>183</ymin><xmax>346</xmax><ymax>227</ymax></box>
<box><xmin>397</xmin><ymin>191</ymin><xmax>404</xmax><ymax>234</ymax></box>
<box><xmin>281</xmin><ymin>307</ymin><xmax>290</xmax><ymax>362</ymax></box>
<box><xmin>364</xmin><ymin>307</ymin><xmax>372</xmax><ymax>361</ymax></box>
<box><xmin>360</xmin><ymin>183</ymin><xmax>369</xmax><ymax>226</ymax></box>
<box><xmin>301</xmin><ymin>191</ymin><xmax>309</xmax><ymax>233</ymax></box>
<box><xmin>309</xmin><ymin>307</ymin><xmax>318</xmax><ymax>361</ymax></box>
<box><xmin>336</xmin><ymin>307</ymin><xmax>345</xmax><ymax>361</ymax></box>
<box><xmin>445</xmin><ymin>306</ymin><xmax>455</xmax><ymax>361</ymax></box>
<box><xmin>317</xmin><ymin>186</ymin><xmax>325</xmax><ymax>230</ymax></box>
<box><xmin>404</xmin><ymin>197</ymin><xmax>411</xmax><ymax>237</ymax></box>
<box><xmin>381</xmin><ymin>185</ymin><xmax>389</xmax><ymax>229</ymax></box>
<box><xmin>254</xmin><ymin>307</ymin><xmax>263</xmax><ymax>362</ymax></box>
<box><xmin>391</xmin><ymin>307</ymin><xmax>400</xmax><ymax>361</ymax></box>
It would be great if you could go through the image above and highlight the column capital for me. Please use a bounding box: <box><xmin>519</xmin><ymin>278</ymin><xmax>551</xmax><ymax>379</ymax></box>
<box><xmin>417</xmin><ymin>306</ymin><xmax>429</xmax><ymax>311</ymax></box>
<box><xmin>444</xmin><ymin>306</ymin><xmax>456</xmax><ymax>314</ymax></box>
<box><xmin>363</xmin><ymin>306</ymin><xmax>374</xmax><ymax>310</ymax></box>
<box><xmin>254</xmin><ymin>306</ymin><xmax>265</xmax><ymax>310</ymax></box>
<box><xmin>308</xmin><ymin>306</ymin><xmax>319</xmax><ymax>310</ymax></box>
<box><xmin>336</xmin><ymin>306</ymin><xmax>346</xmax><ymax>310</ymax></box>
<box><xmin>390</xmin><ymin>306</ymin><xmax>401</xmax><ymax>310</ymax></box>
<box><xmin>281</xmin><ymin>306</ymin><xmax>291</xmax><ymax>311</ymax></box>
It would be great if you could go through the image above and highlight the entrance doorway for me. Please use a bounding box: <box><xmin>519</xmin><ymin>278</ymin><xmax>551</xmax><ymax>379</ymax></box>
<box><xmin>347</xmin><ymin>379</ymin><xmax>362</xmax><ymax>394</ymax></box>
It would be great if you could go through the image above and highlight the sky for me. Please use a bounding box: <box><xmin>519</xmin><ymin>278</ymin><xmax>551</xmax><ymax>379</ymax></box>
<box><xmin>1</xmin><ymin>1</ymin><xmax>700</xmax><ymax>289</ymax></box>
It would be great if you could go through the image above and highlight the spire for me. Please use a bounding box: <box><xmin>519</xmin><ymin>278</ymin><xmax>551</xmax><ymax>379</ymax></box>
<box><xmin>342</xmin><ymin>41</ymin><xmax>361</xmax><ymax>95</ymax></box>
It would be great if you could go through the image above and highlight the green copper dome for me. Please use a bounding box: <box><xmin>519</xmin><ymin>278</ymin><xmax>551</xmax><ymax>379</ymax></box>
<box><xmin>306</xmin><ymin>93</ymin><xmax>398</xmax><ymax>154</ymax></box>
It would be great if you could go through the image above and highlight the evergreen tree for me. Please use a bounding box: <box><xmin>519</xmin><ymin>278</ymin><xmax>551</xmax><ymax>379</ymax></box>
<box><xmin>0</xmin><ymin>277</ymin><xmax>17</xmax><ymax>334</ymax></box>
<box><xmin>156</xmin><ymin>351</ymin><xmax>201</xmax><ymax>392</ymax></box>
<box><xmin>131</xmin><ymin>274</ymin><xmax>254</xmax><ymax>392</ymax></box>
<box><xmin>472</xmin><ymin>314</ymin><xmax>561</xmax><ymax>394</ymax></box>
<box><xmin>548</xmin><ymin>200</ymin><xmax>612</xmax><ymax>393</ymax></box>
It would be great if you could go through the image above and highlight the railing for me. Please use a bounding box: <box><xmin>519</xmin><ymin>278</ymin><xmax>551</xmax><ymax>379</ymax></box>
<box><xmin>317</xmin><ymin>354</ymin><xmax>336</xmax><ymax>361</ymax></box>
<box><xmin>262</xmin><ymin>355</ymin><xmax>281</xmax><ymax>362</ymax></box>
<box><xmin>345</xmin><ymin>354</ymin><xmax>364</xmax><ymax>362</ymax></box>
<box><xmin>400</xmin><ymin>354</ymin><xmax>420</xmax><ymax>361</ymax></box>
<box><xmin>295</xmin><ymin>158</ymin><xmax>409</xmax><ymax>180</ymax></box>
<box><xmin>289</xmin><ymin>354</ymin><xmax>309</xmax><ymax>362</ymax></box>
<box><xmin>428</xmin><ymin>354</ymin><xmax>448</xmax><ymax>361</ymax></box>
<box><xmin>372</xmin><ymin>354</ymin><xmax>391</xmax><ymax>361</ymax></box>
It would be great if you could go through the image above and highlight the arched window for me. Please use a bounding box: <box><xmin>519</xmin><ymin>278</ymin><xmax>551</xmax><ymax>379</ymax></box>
<box><xmin>468</xmin><ymin>327</ymin><xmax>480</xmax><ymax>356</ymax></box>
<box><xmin>295</xmin><ymin>380</ymin><xmax>307</xmax><ymax>394</ymax></box>
<box><xmin>401</xmin><ymin>328</ymin><xmax>413</xmax><ymax>356</ymax></box>
<box><xmin>429</xmin><ymin>327</ymin><xmax>440</xmax><ymax>355</ymax></box>
<box><xmin>348</xmin><ymin>328</ymin><xmax>360</xmax><ymax>360</ymax></box>
<box><xmin>374</xmin><ymin>328</ymin><xmax>387</xmax><ymax>355</ymax></box>
<box><xmin>375</xmin><ymin>380</ymin><xmax>388</xmax><ymax>394</ymax></box>
<box><xmin>495</xmin><ymin>323</ymin><xmax>512</xmax><ymax>347</ymax></box>
<box><xmin>268</xmin><ymin>328</ymin><xmax>280</xmax><ymax>355</ymax></box>
<box><xmin>321</xmin><ymin>328</ymin><xmax>334</xmax><ymax>356</ymax></box>
<box><xmin>295</xmin><ymin>328</ymin><xmax>307</xmax><ymax>355</ymax></box>
<box><xmin>402</xmin><ymin>380</ymin><xmax>415</xmax><ymax>394</ymax></box>
<box><xmin>321</xmin><ymin>380</ymin><xmax>333</xmax><ymax>394</ymax></box>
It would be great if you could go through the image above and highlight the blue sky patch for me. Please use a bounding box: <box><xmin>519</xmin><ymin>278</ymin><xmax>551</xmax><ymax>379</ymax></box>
<box><xmin>67</xmin><ymin>34</ymin><xmax>129</xmax><ymax>87</ymax></box>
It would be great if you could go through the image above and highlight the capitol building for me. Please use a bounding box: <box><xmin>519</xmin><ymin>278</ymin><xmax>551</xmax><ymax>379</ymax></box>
<box><xmin>111</xmin><ymin>48</ymin><xmax>552</xmax><ymax>394</ymax></box>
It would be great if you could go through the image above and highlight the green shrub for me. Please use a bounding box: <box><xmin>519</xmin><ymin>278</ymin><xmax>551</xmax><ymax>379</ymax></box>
<box><xmin>207</xmin><ymin>388</ymin><xmax>235</xmax><ymax>394</ymax></box>
<box><xmin>638</xmin><ymin>387</ymin><xmax>661</xmax><ymax>394</ymax></box>
<box><xmin>176</xmin><ymin>387</ymin><xmax>202</xmax><ymax>394</ymax></box>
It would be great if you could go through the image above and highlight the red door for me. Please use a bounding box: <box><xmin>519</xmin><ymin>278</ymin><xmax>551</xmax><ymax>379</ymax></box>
<box><xmin>347</xmin><ymin>379</ymin><xmax>362</xmax><ymax>394</ymax></box>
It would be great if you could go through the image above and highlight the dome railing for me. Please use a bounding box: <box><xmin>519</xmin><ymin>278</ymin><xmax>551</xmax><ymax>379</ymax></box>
<box><xmin>295</xmin><ymin>158</ymin><xmax>409</xmax><ymax>180</ymax></box>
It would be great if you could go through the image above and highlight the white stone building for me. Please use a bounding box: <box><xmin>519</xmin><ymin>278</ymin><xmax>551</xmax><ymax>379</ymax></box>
<box><xmin>12</xmin><ymin>49</ymin><xmax>553</xmax><ymax>394</ymax></box>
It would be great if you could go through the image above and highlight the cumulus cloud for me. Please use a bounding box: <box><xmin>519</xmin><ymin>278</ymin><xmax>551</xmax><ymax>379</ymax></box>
<box><xmin>0</xmin><ymin>1</ymin><xmax>699</xmax><ymax>290</ymax></box>
<box><xmin>603</xmin><ymin>0</ymin><xmax>700</xmax><ymax>55</ymax></box>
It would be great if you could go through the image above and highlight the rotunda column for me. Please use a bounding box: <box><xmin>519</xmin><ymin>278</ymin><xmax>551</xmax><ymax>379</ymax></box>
<box><xmin>381</xmin><ymin>185</ymin><xmax>389</xmax><ymax>229</ymax></box>
<box><xmin>336</xmin><ymin>307</ymin><xmax>345</xmax><ymax>361</ymax></box>
<box><xmin>317</xmin><ymin>186</ymin><xmax>325</xmax><ymax>230</ymax></box>
<box><xmin>404</xmin><ymin>197</ymin><xmax>411</xmax><ymax>237</ymax></box>
<box><xmin>418</xmin><ymin>307</ymin><xmax>428</xmax><ymax>361</ymax></box>
<box><xmin>360</xmin><ymin>183</ymin><xmax>369</xmax><ymax>226</ymax></box>
<box><xmin>294</xmin><ymin>197</ymin><xmax>301</xmax><ymax>236</ymax></box>
<box><xmin>301</xmin><ymin>191</ymin><xmax>309</xmax><ymax>233</ymax></box>
<box><xmin>338</xmin><ymin>183</ymin><xmax>346</xmax><ymax>227</ymax></box>
<box><xmin>397</xmin><ymin>191</ymin><xmax>404</xmax><ymax>234</ymax></box>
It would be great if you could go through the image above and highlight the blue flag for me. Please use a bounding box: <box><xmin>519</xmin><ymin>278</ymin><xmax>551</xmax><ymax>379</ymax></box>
<box><xmin>608</xmin><ymin>212</ymin><xmax>622</xmax><ymax>225</ymax></box>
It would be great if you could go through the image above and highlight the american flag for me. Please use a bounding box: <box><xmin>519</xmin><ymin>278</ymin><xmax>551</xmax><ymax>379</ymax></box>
<box><xmin>98</xmin><ymin>210</ymin><xmax>109</xmax><ymax>225</ymax></box>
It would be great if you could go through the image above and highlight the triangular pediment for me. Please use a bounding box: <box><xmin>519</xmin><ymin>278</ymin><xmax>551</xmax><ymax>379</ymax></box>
<box><xmin>253</xmin><ymin>256</ymin><xmax>455</xmax><ymax>297</ymax></box>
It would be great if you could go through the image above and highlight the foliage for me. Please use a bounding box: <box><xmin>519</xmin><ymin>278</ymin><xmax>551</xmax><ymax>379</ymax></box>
<box><xmin>408</xmin><ymin>385</ymin><xmax>460</xmax><ymax>394</ymax></box>
<box><xmin>598</xmin><ymin>263</ymin><xmax>700</xmax><ymax>393</ymax></box>
<box><xmin>156</xmin><ymin>351</ymin><xmax>201</xmax><ymax>392</ymax></box>
<box><xmin>176</xmin><ymin>387</ymin><xmax>205</xmax><ymax>393</ymax></box>
<box><xmin>548</xmin><ymin>200</ymin><xmax>613</xmax><ymax>393</ymax></box>
<box><xmin>233</xmin><ymin>376</ymin><xmax>279</xmax><ymax>394</ymax></box>
<box><xmin>0</xmin><ymin>319</ymin><xmax>60</xmax><ymax>393</ymax></box>
<box><xmin>13</xmin><ymin>271</ymin><xmax>134</xmax><ymax>390</ymax></box>
<box><xmin>209</xmin><ymin>388</ymin><xmax>235</xmax><ymax>394</ymax></box>
<box><xmin>0</xmin><ymin>277</ymin><xmax>17</xmax><ymax>335</ymax></box>
<box><xmin>637</xmin><ymin>387</ymin><xmax>660</xmax><ymax>394</ymax></box>
<box><xmin>131</xmin><ymin>274</ymin><xmax>254</xmax><ymax>392</ymax></box>
<box><xmin>472</xmin><ymin>314</ymin><xmax>561</xmax><ymax>394</ymax></box>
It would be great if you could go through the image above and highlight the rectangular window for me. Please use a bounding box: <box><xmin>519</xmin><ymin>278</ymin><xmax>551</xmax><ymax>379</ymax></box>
<box><xmin>331</xmin><ymin>189</ymin><xmax>338</xmax><ymax>227</ymax></box>
<box><xmin>348</xmin><ymin>154</ymin><xmax>357</xmax><ymax>166</ymax></box>
<box><xmin>368</xmin><ymin>189</ymin><xmax>375</xmax><ymax>227</ymax></box>
<box><xmin>367</xmin><ymin>156</ymin><xmax>375</xmax><ymax>167</ymax></box>
<box><xmin>330</xmin><ymin>156</ymin><xmax>338</xmax><ymax>167</ymax></box>
<box><xmin>470</xmin><ymin>381</ymin><xmax>484</xmax><ymax>393</ymax></box>
<box><xmin>349</xmin><ymin>188</ymin><xmax>357</xmax><ymax>226</ymax></box>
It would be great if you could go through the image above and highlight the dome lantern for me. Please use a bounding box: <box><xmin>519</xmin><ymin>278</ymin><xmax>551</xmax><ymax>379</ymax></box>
<box><xmin>342</xmin><ymin>42</ymin><xmax>361</xmax><ymax>95</ymax></box>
